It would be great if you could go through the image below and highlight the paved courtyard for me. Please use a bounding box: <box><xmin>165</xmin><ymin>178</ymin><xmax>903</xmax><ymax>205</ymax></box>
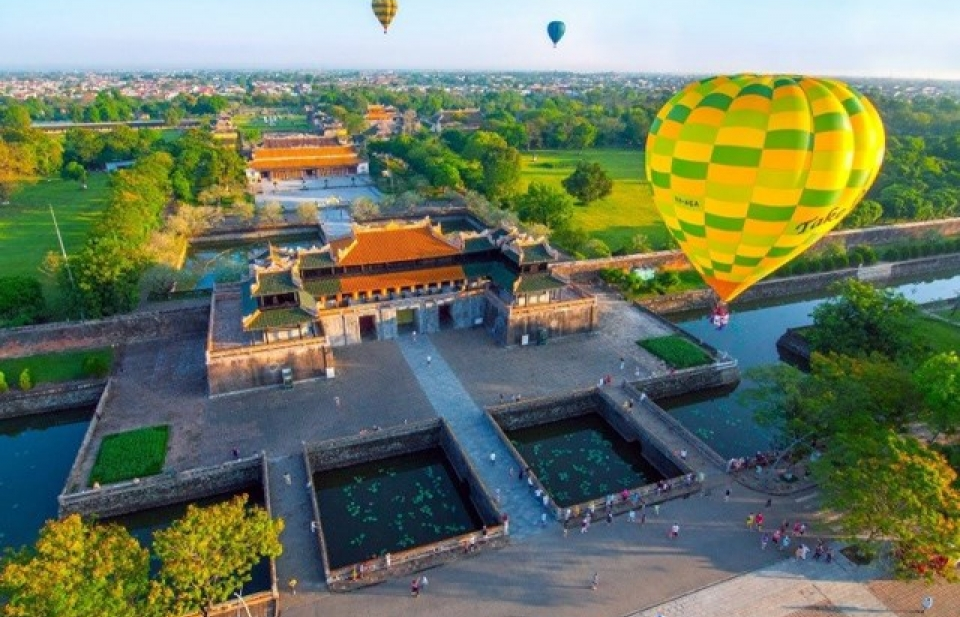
<box><xmin>87</xmin><ymin>292</ymin><xmax>955</xmax><ymax>617</ymax></box>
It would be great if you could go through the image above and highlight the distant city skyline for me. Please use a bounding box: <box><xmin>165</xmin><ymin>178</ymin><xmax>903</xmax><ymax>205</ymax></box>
<box><xmin>3</xmin><ymin>0</ymin><xmax>959</xmax><ymax>79</ymax></box>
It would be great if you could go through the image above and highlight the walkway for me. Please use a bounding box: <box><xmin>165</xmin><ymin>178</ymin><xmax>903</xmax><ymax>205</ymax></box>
<box><xmin>632</xmin><ymin>552</ymin><xmax>897</xmax><ymax>617</ymax></box>
<box><xmin>269</xmin><ymin>454</ymin><xmax>326</xmax><ymax>593</ymax></box>
<box><xmin>397</xmin><ymin>334</ymin><xmax>549</xmax><ymax>540</ymax></box>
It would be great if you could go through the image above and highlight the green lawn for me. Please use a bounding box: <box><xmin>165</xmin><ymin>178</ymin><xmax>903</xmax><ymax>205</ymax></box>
<box><xmin>0</xmin><ymin>173</ymin><xmax>110</xmax><ymax>286</ymax></box>
<box><xmin>520</xmin><ymin>148</ymin><xmax>668</xmax><ymax>252</ymax></box>
<box><xmin>0</xmin><ymin>348</ymin><xmax>114</xmax><ymax>388</ymax></box>
<box><xmin>234</xmin><ymin>113</ymin><xmax>312</xmax><ymax>132</ymax></box>
<box><xmin>915</xmin><ymin>316</ymin><xmax>960</xmax><ymax>355</ymax></box>
<box><xmin>637</xmin><ymin>335</ymin><xmax>713</xmax><ymax>369</ymax></box>
<box><xmin>89</xmin><ymin>425</ymin><xmax>169</xmax><ymax>486</ymax></box>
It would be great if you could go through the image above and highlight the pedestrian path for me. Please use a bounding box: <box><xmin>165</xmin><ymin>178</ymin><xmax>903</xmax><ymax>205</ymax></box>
<box><xmin>631</xmin><ymin>551</ymin><xmax>896</xmax><ymax>617</ymax></box>
<box><xmin>268</xmin><ymin>454</ymin><xmax>326</xmax><ymax>593</ymax></box>
<box><xmin>397</xmin><ymin>335</ymin><xmax>549</xmax><ymax>539</ymax></box>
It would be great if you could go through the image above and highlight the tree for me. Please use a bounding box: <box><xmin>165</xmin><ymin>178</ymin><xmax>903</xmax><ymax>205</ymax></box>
<box><xmin>0</xmin><ymin>275</ymin><xmax>45</xmax><ymax>327</ymax></box>
<box><xmin>18</xmin><ymin>368</ymin><xmax>32</xmax><ymax>391</ymax></box>
<box><xmin>258</xmin><ymin>201</ymin><xmax>285</xmax><ymax>225</ymax></box>
<box><xmin>0</xmin><ymin>514</ymin><xmax>160</xmax><ymax>617</ymax></box>
<box><xmin>61</xmin><ymin>161</ymin><xmax>87</xmax><ymax>184</ymax></box>
<box><xmin>814</xmin><ymin>429</ymin><xmax>960</xmax><ymax>581</ymax></box>
<box><xmin>514</xmin><ymin>182</ymin><xmax>573</xmax><ymax>229</ymax></box>
<box><xmin>461</xmin><ymin>131</ymin><xmax>520</xmax><ymax>201</ymax></box>
<box><xmin>351</xmin><ymin>196</ymin><xmax>380</xmax><ymax>221</ymax></box>
<box><xmin>296</xmin><ymin>202</ymin><xmax>319</xmax><ymax>224</ymax></box>
<box><xmin>807</xmin><ymin>279</ymin><xmax>919</xmax><ymax>360</ymax></box>
<box><xmin>841</xmin><ymin>199</ymin><xmax>883</xmax><ymax>229</ymax></box>
<box><xmin>561</xmin><ymin>160</ymin><xmax>613</xmax><ymax>204</ymax></box>
<box><xmin>154</xmin><ymin>495</ymin><xmax>284</xmax><ymax>617</ymax></box>
<box><xmin>914</xmin><ymin>351</ymin><xmax>960</xmax><ymax>442</ymax></box>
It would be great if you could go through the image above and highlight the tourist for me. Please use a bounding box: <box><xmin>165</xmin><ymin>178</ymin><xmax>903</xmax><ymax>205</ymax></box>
<box><xmin>284</xmin><ymin>473</ymin><xmax>292</xmax><ymax>485</ymax></box>
<box><xmin>542</xmin><ymin>494</ymin><xmax>550</xmax><ymax>508</ymax></box>
<box><xmin>669</xmin><ymin>523</ymin><xmax>680</xmax><ymax>538</ymax></box>
<box><xmin>772</xmin><ymin>529</ymin><xmax>782</xmax><ymax>546</ymax></box>
<box><xmin>419</xmin><ymin>574</ymin><xmax>428</xmax><ymax>593</ymax></box>
<box><xmin>489</xmin><ymin>451</ymin><xmax>496</xmax><ymax>465</ymax></box>
<box><xmin>755</xmin><ymin>512</ymin><xmax>764</xmax><ymax>531</ymax></box>
<box><xmin>385</xmin><ymin>553</ymin><xmax>392</xmax><ymax>568</ymax></box>
<box><xmin>411</xmin><ymin>578</ymin><xmax>420</xmax><ymax>597</ymax></box>
<box><xmin>814</xmin><ymin>541</ymin><xmax>824</xmax><ymax>561</ymax></box>
<box><xmin>591</xmin><ymin>571</ymin><xmax>600</xmax><ymax>591</ymax></box>
<box><xmin>288</xmin><ymin>578</ymin><xmax>298</xmax><ymax>595</ymax></box>
<box><xmin>766</xmin><ymin>497</ymin><xmax>772</xmax><ymax>508</ymax></box>
<box><xmin>334</xmin><ymin>396</ymin><xmax>340</xmax><ymax>408</ymax></box>
<box><xmin>606</xmin><ymin>511</ymin><xmax>613</xmax><ymax>525</ymax></box>
<box><xmin>619</xmin><ymin>356</ymin><xmax>625</xmax><ymax>370</ymax></box>
<box><xmin>232</xmin><ymin>448</ymin><xmax>239</xmax><ymax>459</ymax></box>
<box><xmin>724</xmin><ymin>487</ymin><xmax>731</xmax><ymax>502</ymax></box>
<box><xmin>628</xmin><ymin>510</ymin><xmax>636</xmax><ymax>524</ymax></box>
<box><xmin>412</xmin><ymin>330</ymin><xmax>417</xmax><ymax>341</ymax></box>
<box><xmin>761</xmin><ymin>533</ymin><xmax>770</xmax><ymax>550</ymax></box>
<box><xmin>640</xmin><ymin>511</ymin><xmax>646</xmax><ymax>524</ymax></box>
<box><xmin>541</xmin><ymin>512</ymin><xmax>548</xmax><ymax>526</ymax></box>
<box><xmin>310</xmin><ymin>521</ymin><xmax>318</xmax><ymax>533</ymax></box>
<box><xmin>680</xmin><ymin>448</ymin><xmax>687</xmax><ymax>460</ymax></box>
<box><xmin>581</xmin><ymin>517</ymin><xmax>590</xmax><ymax>534</ymax></box>
<box><xmin>825</xmin><ymin>547</ymin><xmax>834</xmax><ymax>563</ymax></box>
<box><xmin>635</xmin><ymin>366</ymin><xmax>642</xmax><ymax>378</ymax></box>
<box><xmin>781</xmin><ymin>535</ymin><xmax>791</xmax><ymax>552</ymax></box>
<box><xmin>653</xmin><ymin>503</ymin><xmax>660</xmax><ymax>517</ymax></box>
<box><xmin>746</xmin><ymin>513</ymin><xmax>755</xmax><ymax>529</ymax></box>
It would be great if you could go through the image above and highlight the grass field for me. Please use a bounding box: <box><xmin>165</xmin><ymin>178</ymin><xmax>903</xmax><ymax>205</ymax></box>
<box><xmin>0</xmin><ymin>173</ymin><xmax>110</xmax><ymax>284</ymax></box>
<box><xmin>915</xmin><ymin>316</ymin><xmax>960</xmax><ymax>355</ymax></box>
<box><xmin>637</xmin><ymin>335</ymin><xmax>713</xmax><ymax>369</ymax></box>
<box><xmin>519</xmin><ymin>148</ymin><xmax>668</xmax><ymax>252</ymax></box>
<box><xmin>89</xmin><ymin>425</ymin><xmax>169</xmax><ymax>485</ymax></box>
<box><xmin>0</xmin><ymin>348</ymin><xmax>114</xmax><ymax>388</ymax></box>
<box><xmin>234</xmin><ymin>113</ymin><xmax>312</xmax><ymax>132</ymax></box>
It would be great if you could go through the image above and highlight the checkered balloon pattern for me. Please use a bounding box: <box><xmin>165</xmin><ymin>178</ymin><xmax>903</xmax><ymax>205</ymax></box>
<box><xmin>645</xmin><ymin>75</ymin><xmax>885</xmax><ymax>302</ymax></box>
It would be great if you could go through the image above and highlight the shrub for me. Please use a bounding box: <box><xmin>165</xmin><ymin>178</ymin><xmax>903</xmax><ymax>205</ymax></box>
<box><xmin>637</xmin><ymin>335</ymin><xmax>713</xmax><ymax>369</ymax></box>
<box><xmin>849</xmin><ymin>245</ymin><xmax>877</xmax><ymax>266</ymax></box>
<box><xmin>19</xmin><ymin>368</ymin><xmax>32</xmax><ymax>391</ymax></box>
<box><xmin>89</xmin><ymin>425</ymin><xmax>170</xmax><ymax>485</ymax></box>
<box><xmin>0</xmin><ymin>371</ymin><xmax>7</xmax><ymax>393</ymax></box>
<box><xmin>82</xmin><ymin>355</ymin><xmax>111</xmax><ymax>378</ymax></box>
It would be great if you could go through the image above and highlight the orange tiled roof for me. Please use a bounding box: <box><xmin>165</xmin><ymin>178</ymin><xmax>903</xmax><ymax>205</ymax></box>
<box><xmin>330</xmin><ymin>225</ymin><xmax>460</xmax><ymax>266</ymax></box>
<box><xmin>250</xmin><ymin>155</ymin><xmax>360</xmax><ymax>171</ymax></box>
<box><xmin>338</xmin><ymin>265</ymin><xmax>466</xmax><ymax>294</ymax></box>
<box><xmin>253</xmin><ymin>146</ymin><xmax>357</xmax><ymax>159</ymax></box>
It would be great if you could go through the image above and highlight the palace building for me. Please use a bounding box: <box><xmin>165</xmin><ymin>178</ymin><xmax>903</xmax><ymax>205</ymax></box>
<box><xmin>247</xmin><ymin>133</ymin><xmax>368</xmax><ymax>182</ymax></box>
<box><xmin>205</xmin><ymin>215</ymin><xmax>596</xmax><ymax>394</ymax></box>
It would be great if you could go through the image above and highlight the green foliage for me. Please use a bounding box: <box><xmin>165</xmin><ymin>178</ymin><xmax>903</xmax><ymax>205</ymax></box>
<box><xmin>814</xmin><ymin>428</ymin><xmax>960</xmax><ymax>581</ymax></box>
<box><xmin>0</xmin><ymin>370</ymin><xmax>7</xmax><ymax>393</ymax></box>
<box><xmin>914</xmin><ymin>351</ymin><xmax>960</xmax><ymax>441</ymax></box>
<box><xmin>163</xmin><ymin>129</ymin><xmax>246</xmax><ymax>203</ymax></box>
<box><xmin>0</xmin><ymin>275</ymin><xmax>45</xmax><ymax>327</ymax></box>
<box><xmin>82</xmin><ymin>354</ymin><xmax>111</xmax><ymax>378</ymax></box>
<box><xmin>154</xmin><ymin>495</ymin><xmax>284</xmax><ymax>617</ymax></box>
<box><xmin>89</xmin><ymin>426</ymin><xmax>170</xmax><ymax>486</ymax></box>
<box><xmin>514</xmin><ymin>181</ymin><xmax>573</xmax><ymax>229</ymax></box>
<box><xmin>561</xmin><ymin>160</ymin><xmax>614</xmax><ymax>204</ymax></box>
<box><xmin>61</xmin><ymin>161</ymin><xmax>87</xmax><ymax>182</ymax></box>
<box><xmin>259</xmin><ymin>201</ymin><xmax>285</xmax><ymax>225</ymax></box>
<box><xmin>0</xmin><ymin>514</ymin><xmax>159</xmax><ymax>617</ymax></box>
<box><xmin>637</xmin><ymin>335</ymin><xmax>712</xmax><ymax>369</ymax></box>
<box><xmin>18</xmin><ymin>368</ymin><xmax>32</xmax><ymax>391</ymax></box>
<box><xmin>808</xmin><ymin>279</ymin><xmax>919</xmax><ymax>360</ymax></box>
<box><xmin>581</xmin><ymin>238</ymin><xmax>612</xmax><ymax>258</ymax></box>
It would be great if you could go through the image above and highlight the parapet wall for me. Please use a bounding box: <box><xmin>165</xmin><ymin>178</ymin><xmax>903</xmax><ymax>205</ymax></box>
<box><xmin>0</xmin><ymin>379</ymin><xmax>105</xmax><ymax>419</ymax></box>
<box><xmin>0</xmin><ymin>307</ymin><xmax>209</xmax><ymax>360</ymax></box>
<box><xmin>59</xmin><ymin>454</ymin><xmax>265</xmax><ymax>519</ymax></box>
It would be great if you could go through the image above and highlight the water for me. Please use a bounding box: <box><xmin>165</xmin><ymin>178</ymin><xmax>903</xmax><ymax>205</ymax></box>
<box><xmin>106</xmin><ymin>487</ymin><xmax>271</xmax><ymax>593</ymax></box>
<box><xmin>662</xmin><ymin>271</ymin><xmax>960</xmax><ymax>461</ymax></box>
<box><xmin>313</xmin><ymin>449</ymin><xmax>485</xmax><ymax>570</ymax></box>
<box><xmin>183</xmin><ymin>232</ymin><xmax>323</xmax><ymax>289</ymax></box>
<box><xmin>507</xmin><ymin>413</ymin><xmax>667</xmax><ymax>507</ymax></box>
<box><xmin>0</xmin><ymin>406</ymin><xmax>92</xmax><ymax>552</ymax></box>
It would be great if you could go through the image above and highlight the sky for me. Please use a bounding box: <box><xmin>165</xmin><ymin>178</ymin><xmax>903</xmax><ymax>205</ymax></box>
<box><xmin>1</xmin><ymin>0</ymin><xmax>958</xmax><ymax>78</ymax></box>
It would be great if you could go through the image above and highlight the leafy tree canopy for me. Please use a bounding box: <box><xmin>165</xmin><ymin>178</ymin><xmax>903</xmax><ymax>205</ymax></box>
<box><xmin>561</xmin><ymin>160</ymin><xmax>613</xmax><ymax>204</ymax></box>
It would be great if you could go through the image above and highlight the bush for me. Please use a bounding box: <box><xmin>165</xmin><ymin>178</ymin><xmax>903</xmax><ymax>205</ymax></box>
<box><xmin>82</xmin><ymin>355</ymin><xmax>111</xmax><ymax>378</ymax></box>
<box><xmin>0</xmin><ymin>371</ymin><xmax>7</xmax><ymax>393</ymax></box>
<box><xmin>849</xmin><ymin>245</ymin><xmax>877</xmax><ymax>266</ymax></box>
<box><xmin>637</xmin><ymin>335</ymin><xmax>713</xmax><ymax>369</ymax></box>
<box><xmin>89</xmin><ymin>425</ymin><xmax>170</xmax><ymax>485</ymax></box>
<box><xmin>19</xmin><ymin>368</ymin><xmax>32</xmax><ymax>391</ymax></box>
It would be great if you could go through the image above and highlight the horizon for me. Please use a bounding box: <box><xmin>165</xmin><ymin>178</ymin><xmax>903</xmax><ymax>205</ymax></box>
<box><xmin>3</xmin><ymin>1</ymin><xmax>959</xmax><ymax>79</ymax></box>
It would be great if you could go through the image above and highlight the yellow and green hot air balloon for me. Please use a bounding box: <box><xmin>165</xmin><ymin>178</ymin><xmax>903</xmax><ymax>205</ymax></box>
<box><xmin>645</xmin><ymin>74</ymin><xmax>885</xmax><ymax>303</ymax></box>
<box><xmin>372</xmin><ymin>0</ymin><xmax>398</xmax><ymax>34</ymax></box>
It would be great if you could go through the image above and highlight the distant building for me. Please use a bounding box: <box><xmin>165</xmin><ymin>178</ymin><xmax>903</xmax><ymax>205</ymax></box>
<box><xmin>246</xmin><ymin>133</ymin><xmax>368</xmax><ymax>182</ymax></box>
<box><xmin>365</xmin><ymin>104</ymin><xmax>401</xmax><ymax>137</ymax></box>
<box><xmin>233</xmin><ymin>216</ymin><xmax>596</xmax><ymax>347</ymax></box>
<box><xmin>428</xmin><ymin>108</ymin><xmax>483</xmax><ymax>134</ymax></box>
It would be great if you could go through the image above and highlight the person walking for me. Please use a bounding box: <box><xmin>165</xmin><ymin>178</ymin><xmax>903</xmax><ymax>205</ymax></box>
<box><xmin>419</xmin><ymin>575</ymin><xmax>429</xmax><ymax>594</ymax></box>
<box><xmin>591</xmin><ymin>571</ymin><xmax>599</xmax><ymax>591</ymax></box>
<box><xmin>653</xmin><ymin>503</ymin><xmax>660</xmax><ymax>517</ymax></box>
<box><xmin>755</xmin><ymin>511</ymin><xmax>764</xmax><ymax>531</ymax></box>
<box><xmin>426</xmin><ymin>355</ymin><xmax>432</xmax><ymax>366</ymax></box>
<box><xmin>489</xmin><ymin>451</ymin><xmax>496</xmax><ymax>465</ymax></box>
<box><xmin>669</xmin><ymin>523</ymin><xmax>680</xmax><ymax>538</ymax></box>
<box><xmin>724</xmin><ymin>487</ymin><xmax>731</xmax><ymax>502</ymax></box>
<box><xmin>761</xmin><ymin>532</ymin><xmax>770</xmax><ymax>550</ymax></box>
<box><xmin>746</xmin><ymin>513</ymin><xmax>755</xmax><ymax>529</ymax></box>
<box><xmin>411</xmin><ymin>578</ymin><xmax>420</xmax><ymax>597</ymax></box>
<box><xmin>288</xmin><ymin>578</ymin><xmax>298</xmax><ymax>595</ymax></box>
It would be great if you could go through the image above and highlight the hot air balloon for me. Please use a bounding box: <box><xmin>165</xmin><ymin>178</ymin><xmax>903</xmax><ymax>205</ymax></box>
<box><xmin>372</xmin><ymin>0</ymin><xmax>398</xmax><ymax>34</ymax></box>
<box><xmin>645</xmin><ymin>74</ymin><xmax>884</xmax><ymax>304</ymax></box>
<box><xmin>547</xmin><ymin>21</ymin><xmax>566</xmax><ymax>48</ymax></box>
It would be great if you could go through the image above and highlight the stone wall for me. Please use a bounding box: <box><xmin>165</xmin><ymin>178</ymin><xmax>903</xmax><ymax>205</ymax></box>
<box><xmin>0</xmin><ymin>379</ymin><xmax>105</xmax><ymax>419</ymax></box>
<box><xmin>306</xmin><ymin>420</ymin><xmax>440</xmax><ymax>472</ymax></box>
<box><xmin>485</xmin><ymin>290</ymin><xmax>597</xmax><ymax>347</ymax></box>
<box><xmin>439</xmin><ymin>425</ymin><xmax>501</xmax><ymax>524</ymax></box>
<box><xmin>638</xmin><ymin>253</ymin><xmax>960</xmax><ymax>315</ymax></box>
<box><xmin>491</xmin><ymin>389</ymin><xmax>597</xmax><ymax>431</ymax></box>
<box><xmin>552</xmin><ymin>217</ymin><xmax>960</xmax><ymax>285</ymax></box>
<box><xmin>190</xmin><ymin>225</ymin><xmax>320</xmax><ymax>245</ymax></box>
<box><xmin>776</xmin><ymin>329</ymin><xmax>812</xmax><ymax>364</ymax></box>
<box><xmin>59</xmin><ymin>454</ymin><xmax>265</xmax><ymax>519</ymax></box>
<box><xmin>0</xmin><ymin>307</ymin><xmax>209</xmax><ymax>360</ymax></box>
<box><xmin>207</xmin><ymin>337</ymin><xmax>332</xmax><ymax>396</ymax></box>
<box><xmin>632</xmin><ymin>362</ymin><xmax>741</xmax><ymax>400</ymax></box>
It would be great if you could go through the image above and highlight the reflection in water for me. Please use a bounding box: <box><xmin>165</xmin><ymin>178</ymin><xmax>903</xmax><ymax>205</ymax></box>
<box><xmin>314</xmin><ymin>449</ymin><xmax>485</xmax><ymax>569</ymax></box>
<box><xmin>0</xmin><ymin>406</ymin><xmax>92</xmax><ymax>552</ymax></box>
<box><xmin>663</xmin><ymin>272</ymin><xmax>960</xmax><ymax>461</ymax></box>
<box><xmin>509</xmin><ymin>413</ymin><xmax>667</xmax><ymax>507</ymax></box>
